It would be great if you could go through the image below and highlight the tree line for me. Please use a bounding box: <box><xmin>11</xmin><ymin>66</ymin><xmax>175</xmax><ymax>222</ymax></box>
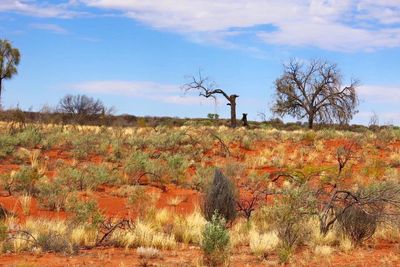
<box><xmin>1</xmin><ymin>39</ymin><xmax>360</xmax><ymax>129</ymax></box>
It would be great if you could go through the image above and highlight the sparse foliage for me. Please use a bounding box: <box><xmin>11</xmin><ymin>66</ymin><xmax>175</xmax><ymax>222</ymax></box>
<box><xmin>183</xmin><ymin>71</ymin><xmax>239</xmax><ymax>128</ymax></box>
<box><xmin>0</xmin><ymin>39</ymin><xmax>20</xmax><ymax>107</ymax></box>
<box><xmin>57</xmin><ymin>94</ymin><xmax>113</xmax><ymax>124</ymax></box>
<box><xmin>272</xmin><ymin>58</ymin><xmax>359</xmax><ymax>129</ymax></box>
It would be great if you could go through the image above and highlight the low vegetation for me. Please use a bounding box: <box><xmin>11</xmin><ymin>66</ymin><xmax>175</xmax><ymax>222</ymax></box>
<box><xmin>0</xmin><ymin>120</ymin><xmax>400</xmax><ymax>266</ymax></box>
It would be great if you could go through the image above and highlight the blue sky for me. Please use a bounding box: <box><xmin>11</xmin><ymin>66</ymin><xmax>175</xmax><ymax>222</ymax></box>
<box><xmin>1</xmin><ymin>1</ymin><xmax>399</xmax><ymax>125</ymax></box>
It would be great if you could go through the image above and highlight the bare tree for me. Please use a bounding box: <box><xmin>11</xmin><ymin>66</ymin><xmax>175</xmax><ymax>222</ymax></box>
<box><xmin>58</xmin><ymin>94</ymin><xmax>106</xmax><ymax>115</ymax></box>
<box><xmin>272</xmin><ymin>59</ymin><xmax>359</xmax><ymax>129</ymax></box>
<box><xmin>57</xmin><ymin>94</ymin><xmax>113</xmax><ymax>124</ymax></box>
<box><xmin>183</xmin><ymin>71</ymin><xmax>239</xmax><ymax>128</ymax></box>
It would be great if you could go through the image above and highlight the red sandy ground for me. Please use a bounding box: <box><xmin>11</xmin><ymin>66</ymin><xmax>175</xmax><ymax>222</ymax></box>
<box><xmin>1</xmin><ymin>138</ymin><xmax>400</xmax><ymax>266</ymax></box>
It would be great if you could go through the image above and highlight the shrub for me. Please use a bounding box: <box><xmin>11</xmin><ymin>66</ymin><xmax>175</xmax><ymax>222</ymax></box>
<box><xmin>192</xmin><ymin>165</ymin><xmax>214</xmax><ymax>191</ymax></box>
<box><xmin>277</xmin><ymin>245</ymin><xmax>292</xmax><ymax>264</ymax></box>
<box><xmin>15</xmin><ymin>126</ymin><xmax>43</xmax><ymax>148</ymax></box>
<box><xmin>36</xmin><ymin>230</ymin><xmax>75</xmax><ymax>254</ymax></box>
<box><xmin>71</xmin><ymin>135</ymin><xmax>97</xmax><ymax>159</ymax></box>
<box><xmin>166</xmin><ymin>154</ymin><xmax>189</xmax><ymax>185</ymax></box>
<box><xmin>203</xmin><ymin>169</ymin><xmax>237</xmax><ymax>223</ymax></box>
<box><xmin>337</xmin><ymin>205</ymin><xmax>377</xmax><ymax>245</ymax></box>
<box><xmin>66</xmin><ymin>196</ymin><xmax>104</xmax><ymax>226</ymax></box>
<box><xmin>265</xmin><ymin>185</ymin><xmax>316</xmax><ymax>250</ymax></box>
<box><xmin>0</xmin><ymin>134</ymin><xmax>17</xmax><ymax>158</ymax></box>
<box><xmin>36</xmin><ymin>178</ymin><xmax>68</xmax><ymax>211</ymax></box>
<box><xmin>58</xmin><ymin>164</ymin><xmax>115</xmax><ymax>191</ymax></box>
<box><xmin>201</xmin><ymin>213</ymin><xmax>230</xmax><ymax>266</ymax></box>
<box><xmin>123</xmin><ymin>151</ymin><xmax>148</xmax><ymax>175</ymax></box>
<box><xmin>127</xmin><ymin>186</ymin><xmax>152</xmax><ymax>217</ymax></box>
<box><xmin>4</xmin><ymin>166</ymin><xmax>43</xmax><ymax>195</ymax></box>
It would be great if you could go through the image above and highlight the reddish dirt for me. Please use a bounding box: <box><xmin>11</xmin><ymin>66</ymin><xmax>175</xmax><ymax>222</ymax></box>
<box><xmin>1</xmin><ymin>137</ymin><xmax>400</xmax><ymax>266</ymax></box>
<box><xmin>0</xmin><ymin>242</ymin><xmax>399</xmax><ymax>266</ymax></box>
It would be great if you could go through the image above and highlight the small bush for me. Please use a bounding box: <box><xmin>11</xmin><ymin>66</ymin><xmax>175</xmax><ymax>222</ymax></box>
<box><xmin>4</xmin><ymin>166</ymin><xmax>43</xmax><ymax>195</ymax></box>
<box><xmin>202</xmin><ymin>213</ymin><xmax>230</xmax><ymax>266</ymax></box>
<box><xmin>192</xmin><ymin>165</ymin><xmax>214</xmax><ymax>191</ymax></box>
<box><xmin>277</xmin><ymin>245</ymin><xmax>292</xmax><ymax>264</ymax></box>
<box><xmin>338</xmin><ymin>205</ymin><xmax>377</xmax><ymax>245</ymax></box>
<box><xmin>15</xmin><ymin>126</ymin><xmax>43</xmax><ymax>148</ymax></box>
<box><xmin>36</xmin><ymin>230</ymin><xmax>75</xmax><ymax>254</ymax></box>
<box><xmin>66</xmin><ymin>196</ymin><xmax>104</xmax><ymax>226</ymax></box>
<box><xmin>36</xmin><ymin>178</ymin><xmax>68</xmax><ymax>211</ymax></box>
<box><xmin>127</xmin><ymin>186</ymin><xmax>152</xmax><ymax>217</ymax></box>
<box><xmin>166</xmin><ymin>154</ymin><xmax>189</xmax><ymax>185</ymax></box>
<box><xmin>203</xmin><ymin>169</ymin><xmax>236</xmax><ymax>223</ymax></box>
<box><xmin>0</xmin><ymin>134</ymin><xmax>17</xmax><ymax>158</ymax></box>
<box><xmin>58</xmin><ymin>164</ymin><xmax>115</xmax><ymax>191</ymax></box>
<box><xmin>264</xmin><ymin>185</ymin><xmax>316</xmax><ymax>249</ymax></box>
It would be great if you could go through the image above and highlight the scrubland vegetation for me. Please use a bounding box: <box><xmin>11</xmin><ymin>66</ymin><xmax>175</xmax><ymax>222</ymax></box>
<box><xmin>0</xmin><ymin>118</ymin><xmax>400</xmax><ymax>266</ymax></box>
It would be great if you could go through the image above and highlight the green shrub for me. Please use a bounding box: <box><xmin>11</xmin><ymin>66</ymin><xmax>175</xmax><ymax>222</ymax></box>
<box><xmin>58</xmin><ymin>164</ymin><xmax>116</xmax><ymax>191</ymax></box>
<box><xmin>15</xmin><ymin>126</ymin><xmax>43</xmax><ymax>148</ymax></box>
<box><xmin>4</xmin><ymin>166</ymin><xmax>43</xmax><ymax>195</ymax></box>
<box><xmin>202</xmin><ymin>213</ymin><xmax>230</xmax><ymax>266</ymax></box>
<box><xmin>166</xmin><ymin>154</ymin><xmax>189</xmax><ymax>185</ymax></box>
<box><xmin>0</xmin><ymin>134</ymin><xmax>17</xmax><ymax>158</ymax></box>
<box><xmin>277</xmin><ymin>245</ymin><xmax>292</xmax><ymax>264</ymax></box>
<box><xmin>36</xmin><ymin>178</ymin><xmax>69</xmax><ymax>211</ymax></box>
<box><xmin>123</xmin><ymin>151</ymin><xmax>149</xmax><ymax>181</ymax></box>
<box><xmin>66</xmin><ymin>196</ymin><xmax>104</xmax><ymax>226</ymax></box>
<box><xmin>265</xmin><ymin>185</ymin><xmax>316</xmax><ymax>249</ymax></box>
<box><xmin>71</xmin><ymin>135</ymin><xmax>98</xmax><ymax>159</ymax></box>
<box><xmin>192</xmin><ymin>165</ymin><xmax>214</xmax><ymax>191</ymax></box>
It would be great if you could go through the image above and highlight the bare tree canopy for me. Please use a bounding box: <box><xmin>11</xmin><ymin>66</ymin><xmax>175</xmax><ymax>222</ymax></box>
<box><xmin>183</xmin><ymin>71</ymin><xmax>239</xmax><ymax>128</ymax></box>
<box><xmin>57</xmin><ymin>94</ymin><xmax>112</xmax><ymax>117</ymax></box>
<box><xmin>0</xmin><ymin>39</ymin><xmax>21</xmax><ymax>107</ymax></box>
<box><xmin>272</xmin><ymin>59</ymin><xmax>359</xmax><ymax>129</ymax></box>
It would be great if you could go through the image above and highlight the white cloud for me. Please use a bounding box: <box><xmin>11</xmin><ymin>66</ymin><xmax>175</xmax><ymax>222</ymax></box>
<box><xmin>2</xmin><ymin>1</ymin><xmax>400</xmax><ymax>52</ymax></box>
<box><xmin>30</xmin><ymin>23</ymin><xmax>68</xmax><ymax>34</ymax></box>
<box><xmin>358</xmin><ymin>85</ymin><xmax>400</xmax><ymax>103</ymax></box>
<box><xmin>0</xmin><ymin>0</ymin><xmax>81</xmax><ymax>18</ymax></box>
<box><xmin>70</xmin><ymin>80</ymin><xmax>214</xmax><ymax>105</ymax></box>
<box><xmin>79</xmin><ymin>0</ymin><xmax>400</xmax><ymax>52</ymax></box>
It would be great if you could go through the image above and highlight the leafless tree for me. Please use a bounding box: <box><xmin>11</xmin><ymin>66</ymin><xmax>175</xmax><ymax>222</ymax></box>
<box><xmin>183</xmin><ymin>71</ymin><xmax>239</xmax><ymax>128</ymax></box>
<box><xmin>58</xmin><ymin>94</ymin><xmax>107</xmax><ymax>115</ymax></box>
<box><xmin>317</xmin><ymin>182</ymin><xmax>400</xmax><ymax>238</ymax></box>
<box><xmin>272</xmin><ymin>59</ymin><xmax>359</xmax><ymax>129</ymax></box>
<box><xmin>57</xmin><ymin>94</ymin><xmax>113</xmax><ymax>124</ymax></box>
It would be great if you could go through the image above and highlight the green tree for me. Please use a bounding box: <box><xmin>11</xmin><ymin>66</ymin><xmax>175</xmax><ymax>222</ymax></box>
<box><xmin>0</xmin><ymin>39</ymin><xmax>21</xmax><ymax>107</ymax></box>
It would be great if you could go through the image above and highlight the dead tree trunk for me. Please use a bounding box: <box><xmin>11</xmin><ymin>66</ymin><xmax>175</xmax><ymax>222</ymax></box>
<box><xmin>228</xmin><ymin>95</ymin><xmax>238</xmax><ymax>128</ymax></box>
<box><xmin>183</xmin><ymin>71</ymin><xmax>240</xmax><ymax>128</ymax></box>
